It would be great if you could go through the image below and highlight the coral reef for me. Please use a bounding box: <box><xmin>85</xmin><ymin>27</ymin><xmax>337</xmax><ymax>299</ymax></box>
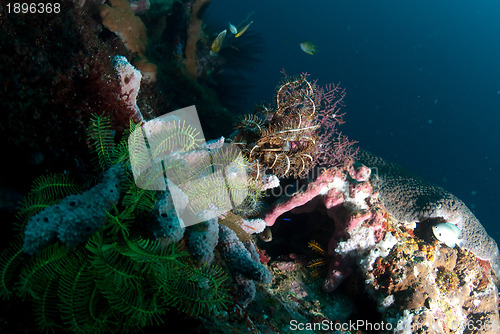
<box><xmin>151</xmin><ymin>176</ymin><xmax>274</xmax><ymax>307</ymax></box>
<box><xmin>264</xmin><ymin>164</ymin><xmax>386</xmax><ymax>292</ymax></box>
<box><xmin>0</xmin><ymin>1</ymin><xmax>265</xmax><ymax>332</ymax></box>
<box><xmin>259</xmin><ymin>152</ymin><xmax>500</xmax><ymax>333</ymax></box>
<box><xmin>357</xmin><ymin>149</ymin><xmax>500</xmax><ymax>279</ymax></box>
<box><xmin>0</xmin><ymin>114</ymin><xmax>237</xmax><ymax>333</ymax></box>
<box><xmin>2</xmin><ymin>1</ymin><xmax>498</xmax><ymax>331</ymax></box>
<box><xmin>361</xmin><ymin>217</ymin><xmax>500</xmax><ymax>333</ymax></box>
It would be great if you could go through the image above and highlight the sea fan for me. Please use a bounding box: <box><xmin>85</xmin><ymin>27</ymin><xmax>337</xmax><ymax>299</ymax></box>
<box><xmin>236</xmin><ymin>74</ymin><xmax>356</xmax><ymax>177</ymax></box>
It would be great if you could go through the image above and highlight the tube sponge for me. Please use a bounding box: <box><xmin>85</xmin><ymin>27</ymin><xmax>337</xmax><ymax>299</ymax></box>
<box><xmin>187</xmin><ymin>217</ymin><xmax>219</xmax><ymax>264</ymax></box>
<box><xmin>151</xmin><ymin>190</ymin><xmax>185</xmax><ymax>244</ymax></box>
<box><xmin>23</xmin><ymin>165</ymin><xmax>123</xmax><ymax>255</ymax></box>
<box><xmin>218</xmin><ymin>225</ymin><xmax>272</xmax><ymax>284</ymax></box>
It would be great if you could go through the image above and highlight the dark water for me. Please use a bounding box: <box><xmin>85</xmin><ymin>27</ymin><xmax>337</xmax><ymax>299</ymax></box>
<box><xmin>207</xmin><ymin>0</ymin><xmax>500</xmax><ymax>244</ymax></box>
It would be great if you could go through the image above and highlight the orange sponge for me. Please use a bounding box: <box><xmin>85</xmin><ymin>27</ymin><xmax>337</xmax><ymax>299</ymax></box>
<box><xmin>99</xmin><ymin>0</ymin><xmax>147</xmax><ymax>55</ymax></box>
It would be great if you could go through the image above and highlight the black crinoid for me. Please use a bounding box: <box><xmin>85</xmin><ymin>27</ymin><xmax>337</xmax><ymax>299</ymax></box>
<box><xmin>0</xmin><ymin>114</ymin><xmax>230</xmax><ymax>333</ymax></box>
<box><xmin>234</xmin><ymin>74</ymin><xmax>321</xmax><ymax>178</ymax></box>
<box><xmin>234</xmin><ymin>73</ymin><xmax>358</xmax><ymax>179</ymax></box>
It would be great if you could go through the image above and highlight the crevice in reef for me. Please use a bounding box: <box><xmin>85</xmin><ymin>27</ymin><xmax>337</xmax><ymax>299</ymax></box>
<box><xmin>257</xmin><ymin>207</ymin><xmax>385</xmax><ymax>331</ymax></box>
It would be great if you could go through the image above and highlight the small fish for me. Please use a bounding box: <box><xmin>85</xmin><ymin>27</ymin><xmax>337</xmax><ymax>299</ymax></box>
<box><xmin>229</xmin><ymin>22</ymin><xmax>238</xmax><ymax>34</ymax></box>
<box><xmin>300</xmin><ymin>40</ymin><xmax>318</xmax><ymax>55</ymax></box>
<box><xmin>235</xmin><ymin>21</ymin><xmax>253</xmax><ymax>38</ymax></box>
<box><xmin>432</xmin><ymin>222</ymin><xmax>462</xmax><ymax>247</ymax></box>
<box><xmin>211</xmin><ymin>29</ymin><xmax>227</xmax><ymax>54</ymax></box>
<box><xmin>258</xmin><ymin>227</ymin><xmax>272</xmax><ymax>242</ymax></box>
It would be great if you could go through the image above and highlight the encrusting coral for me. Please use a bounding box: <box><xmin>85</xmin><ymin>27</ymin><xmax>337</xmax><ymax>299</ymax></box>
<box><xmin>264</xmin><ymin>163</ymin><xmax>385</xmax><ymax>292</ymax></box>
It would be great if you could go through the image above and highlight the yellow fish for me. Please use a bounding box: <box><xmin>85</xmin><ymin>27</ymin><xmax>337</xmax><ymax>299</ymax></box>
<box><xmin>235</xmin><ymin>21</ymin><xmax>253</xmax><ymax>38</ymax></box>
<box><xmin>211</xmin><ymin>29</ymin><xmax>227</xmax><ymax>53</ymax></box>
<box><xmin>300</xmin><ymin>40</ymin><xmax>318</xmax><ymax>55</ymax></box>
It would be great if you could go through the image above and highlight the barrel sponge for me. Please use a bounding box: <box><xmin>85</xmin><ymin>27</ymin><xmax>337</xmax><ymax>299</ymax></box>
<box><xmin>151</xmin><ymin>190</ymin><xmax>185</xmax><ymax>244</ymax></box>
<box><xmin>187</xmin><ymin>218</ymin><xmax>219</xmax><ymax>264</ymax></box>
<box><xmin>357</xmin><ymin>150</ymin><xmax>500</xmax><ymax>278</ymax></box>
<box><xmin>218</xmin><ymin>225</ymin><xmax>272</xmax><ymax>284</ymax></box>
<box><xmin>23</xmin><ymin>165</ymin><xmax>123</xmax><ymax>255</ymax></box>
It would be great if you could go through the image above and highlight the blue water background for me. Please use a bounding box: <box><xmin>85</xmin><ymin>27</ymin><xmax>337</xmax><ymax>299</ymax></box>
<box><xmin>206</xmin><ymin>0</ymin><xmax>500</xmax><ymax>243</ymax></box>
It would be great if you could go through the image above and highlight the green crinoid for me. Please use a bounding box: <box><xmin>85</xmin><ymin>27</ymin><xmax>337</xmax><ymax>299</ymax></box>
<box><xmin>87</xmin><ymin>113</ymin><xmax>135</xmax><ymax>171</ymax></box>
<box><xmin>0</xmin><ymin>236</ymin><xmax>26</xmax><ymax>299</ymax></box>
<box><xmin>0</xmin><ymin>114</ymin><xmax>231</xmax><ymax>333</ymax></box>
<box><xmin>2</xmin><ymin>166</ymin><xmax>81</xmax><ymax>301</ymax></box>
<box><xmin>15</xmin><ymin>173</ymin><xmax>81</xmax><ymax>229</ymax></box>
<box><xmin>3</xmin><ymin>215</ymin><xmax>230</xmax><ymax>333</ymax></box>
<box><xmin>87</xmin><ymin>113</ymin><xmax>115</xmax><ymax>171</ymax></box>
